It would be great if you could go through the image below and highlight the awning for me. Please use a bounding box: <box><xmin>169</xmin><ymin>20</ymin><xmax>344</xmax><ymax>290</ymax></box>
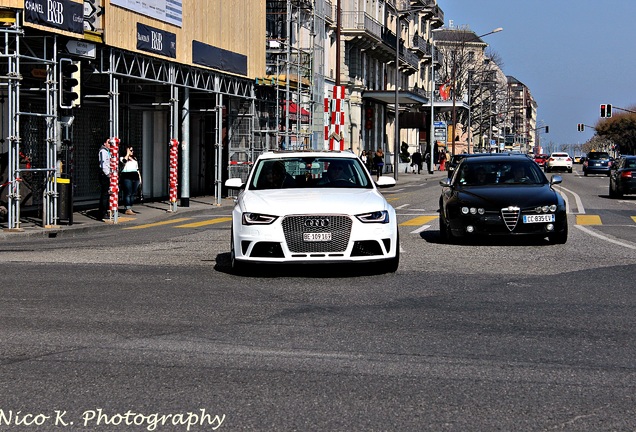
<box><xmin>281</xmin><ymin>101</ymin><xmax>310</xmax><ymax>123</ymax></box>
<box><xmin>363</xmin><ymin>90</ymin><xmax>429</xmax><ymax>106</ymax></box>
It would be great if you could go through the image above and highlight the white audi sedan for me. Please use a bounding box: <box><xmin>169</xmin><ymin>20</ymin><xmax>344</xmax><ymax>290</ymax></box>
<box><xmin>225</xmin><ymin>150</ymin><xmax>399</xmax><ymax>273</ymax></box>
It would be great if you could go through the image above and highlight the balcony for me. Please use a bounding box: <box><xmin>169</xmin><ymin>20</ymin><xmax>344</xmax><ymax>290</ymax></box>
<box><xmin>429</xmin><ymin>5</ymin><xmax>444</xmax><ymax>28</ymax></box>
<box><xmin>324</xmin><ymin>0</ymin><xmax>334</xmax><ymax>24</ymax></box>
<box><xmin>382</xmin><ymin>29</ymin><xmax>419</xmax><ymax>74</ymax></box>
<box><xmin>341</xmin><ymin>11</ymin><xmax>382</xmax><ymax>42</ymax></box>
<box><xmin>411</xmin><ymin>34</ymin><xmax>431</xmax><ymax>57</ymax></box>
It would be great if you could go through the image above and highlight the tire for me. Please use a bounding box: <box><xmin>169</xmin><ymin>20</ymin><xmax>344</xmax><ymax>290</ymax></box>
<box><xmin>230</xmin><ymin>232</ymin><xmax>247</xmax><ymax>274</ymax></box>
<box><xmin>568</xmin><ymin>168</ymin><xmax>572</xmax><ymax>173</ymax></box>
<box><xmin>549</xmin><ymin>221</ymin><xmax>568</xmax><ymax>244</ymax></box>
<box><xmin>584</xmin><ymin>170</ymin><xmax>588</xmax><ymax>176</ymax></box>
<box><xmin>439</xmin><ymin>210</ymin><xmax>449</xmax><ymax>242</ymax></box>
<box><xmin>383</xmin><ymin>233</ymin><xmax>400</xmax><ymax>273</ymax></box>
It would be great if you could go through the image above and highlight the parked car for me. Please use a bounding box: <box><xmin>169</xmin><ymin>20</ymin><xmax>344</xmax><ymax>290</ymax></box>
<box><xmin>438</xmin><ymin>154</ymin><xmax>568</xmax><ymax>244</ymax></box>
<box><xmin>533</xmin><ymin>154</ymin><xmax>549</xmax><ymax>168</ymax></box>
<box><xmin>545</xmin><ymin>152</ymin><xmax>573</xmax><ymax>173</ymax></box>
<box><xmin>224</xmin><ymin>150</ymin><xmax>400</xmax><ymax>273</ymax></box>
<box><xmin>609</xmin><ymin>156</ymin><xmax>636</xmax><ymax>198</ymax></box>
<box><xmin>583</xmin><ymin>151</ymin><xmax>612</xmax><ymax>176</ymax></box>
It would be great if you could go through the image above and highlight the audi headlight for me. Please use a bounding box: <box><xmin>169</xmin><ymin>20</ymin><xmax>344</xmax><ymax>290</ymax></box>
<box><xmin>356</xmin><ymin>210</ymin><xmax>389</xmax><ymax>223</ymax></box>
<box><xmin>242</xmin><ymin>212</ymin><xmax>278</xmax><ymax>225</ymax></box>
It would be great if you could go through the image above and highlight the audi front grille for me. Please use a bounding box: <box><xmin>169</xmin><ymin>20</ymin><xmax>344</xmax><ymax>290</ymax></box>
<box><xmin>282</xmin><ymin>215</ymin><xmax>352</xmax><ymax>253</ymax></box>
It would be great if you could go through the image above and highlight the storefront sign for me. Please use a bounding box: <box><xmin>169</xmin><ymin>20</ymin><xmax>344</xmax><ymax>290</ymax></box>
<box><xmin>24</xmin><ymin>0</ymin><xmax>84</xmax><ymax>34</ymax></box>
<box><xmin>192</xmin><ymin>40</ymin><xmax>247</xmax><ymax>76</ymax></box>
<box><xmin>111</xmin><ymin>0</ymin><xmax>182</xmax><ymax>27</ymax></box>
<box><xmin>136</xmin><ymin>23</ymin><xmax>176</xmax><ymax>58</ymax></box>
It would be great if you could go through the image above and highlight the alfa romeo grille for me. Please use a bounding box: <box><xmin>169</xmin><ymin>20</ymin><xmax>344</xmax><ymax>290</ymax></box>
<box><xmin>282</xmin><ymin>215</ymin><xmax>352</xmax><ymax>253</ymax></box>
<box><xmin>501</xmin><ymin>206</ymin><xmax>520</xmax><ymax>231</ymax></box>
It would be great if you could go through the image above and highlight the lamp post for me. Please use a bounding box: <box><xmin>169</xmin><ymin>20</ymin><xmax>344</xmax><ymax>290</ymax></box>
<box><xmin>448</xmin><ymin>27</ymin><xmax>502</xmax><ymax>156</ymax></box>
<box><xmin>394</xmin><ymin>6</ymin><xmax>423</xmax><ymax>180</ymax></box>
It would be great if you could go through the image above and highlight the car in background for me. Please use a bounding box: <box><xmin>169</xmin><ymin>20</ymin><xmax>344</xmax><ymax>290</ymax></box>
<box><xmin>533</xmin><ymin>154</ymin><xmax>549</xmax><ymax>168</ymax></box>
<box><xmin>224</xmin><ymin>150</ymin><xmax>400</xmax><ymax>273</ymax></box>
<box><xmin>609</xmin><ymin>156</ymin><xmax>636</xmax><ymax>198</ymax></box>
<box><xmin>583</xmin><ymin>151</ymin><xmax>612</xmax><ymax>176</ymax></box>
<box><xmin>545</xmin><ymin>152</ymin><xmax>573</xmax><ymax>173</ymax></box>
<box><xmin>573</xmin><ymin>155</ymin><xmax>583</xmax><ymax>164</ymax></box>
<box><xmin>438</xmin><ymin>154</ymin><xmax>568</xmax><ymax>244</ymax></box>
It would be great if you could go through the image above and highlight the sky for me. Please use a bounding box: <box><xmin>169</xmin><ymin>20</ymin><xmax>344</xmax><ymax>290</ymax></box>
<box><xmin>440</xmin><ymin>0</ymin><xmax>636</xmax><ymax>149</ymax></box>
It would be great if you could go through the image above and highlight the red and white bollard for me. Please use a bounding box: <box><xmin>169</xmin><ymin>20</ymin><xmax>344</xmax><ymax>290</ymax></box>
<box><xmin>109</xmin><ymin>137</ymin><xmax>120</xmax><ymax>222</ymax></box>
<box><xmin>168</xmin><ymin>138</ymin><xmax>179</xmax><ymax>213</ymax></box>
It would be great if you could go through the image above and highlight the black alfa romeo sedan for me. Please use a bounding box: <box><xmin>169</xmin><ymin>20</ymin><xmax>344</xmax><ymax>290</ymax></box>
<box><xmin>439</xmin><ymin>154</ymin><xmax>568</xmax><ymax>244</ymax></box>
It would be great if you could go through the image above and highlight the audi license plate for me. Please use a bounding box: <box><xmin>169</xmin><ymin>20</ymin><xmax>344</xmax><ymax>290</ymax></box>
<box><xmin>303</xmin><ymin>232</ymin><xmax>332</xmax><ymax>242</ymax></box>
<box><xmin>523</xmin><ymin>214</ymin><xmax>555</xmax><ymax>223</ymax></box>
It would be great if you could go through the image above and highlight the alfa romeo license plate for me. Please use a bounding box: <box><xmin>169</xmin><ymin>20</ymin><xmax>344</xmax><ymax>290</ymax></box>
<box><xmin>303</xmin><ymin>232</ymin><xmax>332</xmax><ymax>242</ymax></box>
<box><xmin>523</xmin><ymin>214</ymin><xmax>555</xmax><ymax>223</ymax></box>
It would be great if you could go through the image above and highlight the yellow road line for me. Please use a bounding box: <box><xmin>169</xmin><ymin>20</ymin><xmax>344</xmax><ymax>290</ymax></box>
<box><xmin>632</xmin><ymin>216</ymin><xmax>636</xmax><ymax>224</ymax></box>
<box><xmin>400</xmin><ymin>215</ymin><xmax>438</xmax><ymax>226</ymax></box>
<box><xmin>175</xmin><ymin>217</ymin><xmax>232</xmax><ymax>228</ymax></box>
<box><xmin>576</xmin><ymin>215</ymin><xmax>602</xmax><ymax>225</ymax></box>
<box><xmin>123</xmin><ymin>217</ymin><xmax>193</xmax><ymax>230</ymax></box>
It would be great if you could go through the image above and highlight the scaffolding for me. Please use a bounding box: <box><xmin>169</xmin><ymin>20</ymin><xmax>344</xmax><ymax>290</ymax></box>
<box><xmin>0</xmin><ymin>11</ymin><xmax>60</xmax><ymax>231</ymax></box>
<box><xmin>256</xmin><ymin>0</ymin><xmax>325</xmax><ymax>151</ymax></box>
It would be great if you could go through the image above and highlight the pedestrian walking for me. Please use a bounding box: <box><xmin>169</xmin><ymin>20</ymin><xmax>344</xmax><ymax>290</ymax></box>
<box><xmin>411</xmin><ymin>150</ymin><xmax>422</xmax><ymax>174</ymax></box>
<box><xmin>360</xmin><ymin>150</ymin><xmax>368</xmax><ymax>167</ymax></box>
<box><xmin>439</xmin><ymin>150</ymin><xmax>447</xmax><ymax>171</ymax></box>
<box><xmin>373</xmin><ymin>149</ymin><xmax>384</xmax><ymax>181</ymax></box>
<box><xmin>97</xmin><ymin>138</ymin><xmax>111</xmax><ymax>221</ymax></box>
<box><xmin>119</xmin><ymin>146</ymin><xmax>142</xmax><ymax>215</ymax></box>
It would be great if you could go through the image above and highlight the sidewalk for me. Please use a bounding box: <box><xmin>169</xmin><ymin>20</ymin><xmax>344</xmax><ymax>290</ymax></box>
<box><xmin>0</xmin><ymin>170</ymin><xmax>445</xmax><ymax>240</ymax></box>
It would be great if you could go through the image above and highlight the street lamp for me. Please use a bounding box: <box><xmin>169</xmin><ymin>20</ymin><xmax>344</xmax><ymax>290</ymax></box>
<box><xmin>394</xmin><ymin>6</ymin><xmax>423</xmax><ymax>180</ymax></box>
<box><xmin>448</xmin><ymin>27</ymin><xmax>502</xmax><ymax>156</ymax></box>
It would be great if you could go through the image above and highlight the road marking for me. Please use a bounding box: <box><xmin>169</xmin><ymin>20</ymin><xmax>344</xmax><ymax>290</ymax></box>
<box><xmin>175</xmin><ymin>217</ymin><xmax>232</xmax><ymax>228</ymax></box>
<box><xmin>122</xmin><ymin>217</ymin><xmax>193</xmax><ymax>230</ymax></box>
<box><xmin>632</xmin><ymin>216</ymin><xmax>636</xmax><ymax>224</ymax></box>
<box><xmin>575</xmin><ymin>225</ymin><xmax>636</xmax><ymax>250</ymax></box>
<box><xmin>400</xmin><ymin>215</ymin><xmax>438</xmax><ymax>226</ymax></box>
<box><xmin>576</xmin><ymin>215</ymin><xmax>602</xmax><ymax>225</ymax></box>
<box><xmin>409</xmin><ymin>225</ymin><xmax>431</xmax><ymax>234</ymax></box>
<box><xmin>394</xmin><ymin>204</ymin><xmax>410</xmax><ymax>209</ymax></box>
<box><xmin>555</xmin><ymin>185</ymin><xmax>585</xmax><ymax>214</ymax></box>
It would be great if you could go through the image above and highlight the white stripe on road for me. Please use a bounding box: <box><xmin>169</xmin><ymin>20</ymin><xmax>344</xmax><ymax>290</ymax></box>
<box><xmin>395</xmin><ymin>204</ymin><xmax>410</xmax><ymax>209</ymax></box>
<box><xmin>574</xmin><ymin>225</ymin><xmax>636</xmax><ymax>250</ymax></box>
<box><xmin>410</xmin><ymin>225</ymin><xmax>431</xmax><ymax>234</ymax></box>
<box><xmin>555</xmin><ymin>185</ymin><xmax>586</xmax><ymax>214</ymax></box>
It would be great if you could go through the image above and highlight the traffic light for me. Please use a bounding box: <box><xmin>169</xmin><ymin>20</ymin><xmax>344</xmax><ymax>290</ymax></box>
<box><xmin>606</xmin><ymin>104</ymin><xmax>612</xmax><ymax>117</ymax></box>
<box><xmin>600</xmin><ymin>104</ymin><xmax>606</xmax><ymax>118</ymax></box>
<box><xmin>365</xmin><ymin>107</ymin><xmax>373</xmax><ymax>130</ymax></box>
<box><xmin>59</xmin><ymin>58</ymin><xmax>80</xmax><ymax>109</ymax></box>
<box><xmin>545</xmin><ymin>126</ymin><xmax>549</xmax><ymax>133</ymax></box>
<box><xmin>577</xmin><ymin>123</ymin><xmax>584</xmax><ymax>132</ymax></box>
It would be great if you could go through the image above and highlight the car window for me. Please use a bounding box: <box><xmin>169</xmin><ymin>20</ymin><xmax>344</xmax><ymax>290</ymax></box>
<box><xmin>552</xmin><ymin>153</ymin><xmax>569</xmax><ymax>158</ymax></box>
<box><xmin>588</xmin><ymin>152</ymin><xmax>610</xmax><ymax>160</ymax></box>
<box><xmin>456</xmin><ymin>160</ymin><xmax>546</xmax><ymax>186</ymax></box>
<box><xmin>250</xmin><ymin>157</ymin><xmax>373</xmax><ymax>190</ymax></box>
<box><xmin>625</xmin><ymin>159</ymin><xmax>636</xmax><ymax>169</ymax></box>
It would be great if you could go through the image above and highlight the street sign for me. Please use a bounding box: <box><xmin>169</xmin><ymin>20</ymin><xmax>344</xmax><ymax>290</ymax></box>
<box><xmin>66</xmin><ymin>40</ymin><xmax>96</xmax><ymax>59</ymax></box>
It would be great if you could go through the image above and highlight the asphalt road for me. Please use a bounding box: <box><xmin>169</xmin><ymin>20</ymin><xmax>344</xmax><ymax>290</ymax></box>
<box><xmin>1</xmin><ymin>166</ymin><xmax>635</xmax><ymax>431</ymax></box>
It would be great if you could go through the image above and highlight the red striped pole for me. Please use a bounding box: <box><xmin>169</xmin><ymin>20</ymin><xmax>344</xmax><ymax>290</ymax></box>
<box><xmin>108</xmin><ymin>137</ymin><xmax>120</xmax><ymax>222</ymax></box>
<box><xmin>168</xmin><ymin>138</ymin><xmax>179</xmax><ymax>212</ymax></box>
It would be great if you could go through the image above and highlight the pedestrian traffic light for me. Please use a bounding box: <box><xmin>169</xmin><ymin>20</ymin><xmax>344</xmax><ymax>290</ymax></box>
<box><xmin>365</xmin><ymin>107</ymin><xmax>373</xmax><ymax>130</ymax></box>
<box><xmin>600</xmin><ymin>104</ymin><xmax>606</xmax><ymax>118</ymax></box>
<box><xmin>59</xmin><ymin>58</ymin><xmax>81</xmax><ymax>109</ymax></box>
<box><xmin>606</xmin><ymin>104</ymin><xmax>612</xmax><ymax>118</ymax></box>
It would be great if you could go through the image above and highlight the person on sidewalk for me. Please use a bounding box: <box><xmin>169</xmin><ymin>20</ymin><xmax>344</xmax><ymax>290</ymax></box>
<box><xmin>411</xmin><ymin>150</ymin><xmax>422</xmax><ymax>174</ymax></box>
<box><xmin>373</xmin><ymin>149</ymin><xmax>384</xmax><ymax>181</ymax></box>
<box><xmin>97</xmin><ymin>139</ymin><xmax>111</xmax><ymax>220</ymax></box>
<box><xmin>439</xmin><ymin>150</ymin><xmax>447</xmax><ymax>171</ymax></box>
<box><xmin>119</xmin><ymin>146</ymin><xmax>142</xmax><ymax>215</ymax></box>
